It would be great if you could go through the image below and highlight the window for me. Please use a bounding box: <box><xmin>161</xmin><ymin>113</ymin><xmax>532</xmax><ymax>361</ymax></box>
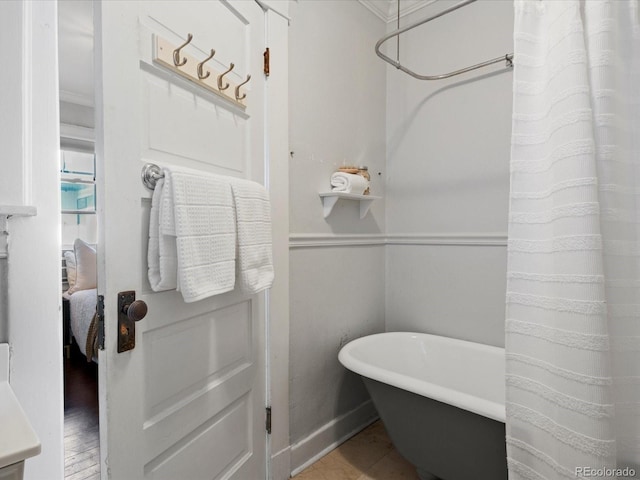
<box><xmin>60</xmin><ymin>149</ymin><xmax>97</xmax><ymax>247</ymax></box>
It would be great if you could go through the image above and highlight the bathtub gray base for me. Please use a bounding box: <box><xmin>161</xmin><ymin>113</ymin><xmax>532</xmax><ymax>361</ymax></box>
<box><xmin>362</xmin><ymin>377</ymin><xmax>507</xmax><ymax>480</ymax></box>
<box><xmin>416</xmin><ymin>468</ymin><xmax>440</xmax><ymax>480</ymax></box>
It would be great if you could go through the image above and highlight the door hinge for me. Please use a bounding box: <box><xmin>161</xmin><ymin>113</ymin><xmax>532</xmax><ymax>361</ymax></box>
<box><xmin>97</xmin><ymin>295</ymin><xmax>105</xmax><ymax>350</ymax></box>
<box><xmin>266</xmin><ymin>406</ymin><xmax>272</xmax><ymax>434</ymax></box>
<box><xmin>263</xmin><ymin>48</ymin><xmax>270</xmax><ymax>77</ymax></box>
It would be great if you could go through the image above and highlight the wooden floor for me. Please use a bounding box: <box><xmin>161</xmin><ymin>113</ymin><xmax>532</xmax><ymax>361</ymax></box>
<box><xmin>64</xmin><ymin>343</ymin><xmax>100</xmax><ymax>480</ymax></box>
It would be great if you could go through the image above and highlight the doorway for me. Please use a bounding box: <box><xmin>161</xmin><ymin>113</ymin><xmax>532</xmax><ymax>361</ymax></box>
<box><xmin>58</xmin><ymin>1</ymin><xmax>100</xmax><ymax>478</ymax></box>
<box><xmin>56</xmin><ymin>1</ymin><xmax>278</xmax><ymax>477</ymax></box>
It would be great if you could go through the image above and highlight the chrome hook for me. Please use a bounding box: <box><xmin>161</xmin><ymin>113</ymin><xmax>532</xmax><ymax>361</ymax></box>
<box><xmin>234</xmin><ymin>74</ymin><xmax>251</xmax><ymax>101</ymax></box>
<box><xmin>217</xmin><ymin>63</ymin><xmax>235</xmax><ymax>91</ymax></box>
<box><xmin>197</xmin><ymin>49</ymin><xmax>216</xmax><ymax>80</ymax></box>
<box><xmin>172</xmin><ymin>33</ymin><xmax>193</xmax><ymax>67</ymax></box>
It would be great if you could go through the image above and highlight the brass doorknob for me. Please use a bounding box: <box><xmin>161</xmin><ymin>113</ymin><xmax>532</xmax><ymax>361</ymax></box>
<box><xmin>123</xmin><ymin>300</ymin><xmax>148</xmax><ymax>322</ymax></box>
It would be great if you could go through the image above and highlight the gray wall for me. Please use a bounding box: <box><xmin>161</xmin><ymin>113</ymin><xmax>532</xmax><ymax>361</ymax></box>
<box><xmin>288</xmin><ymin>1</ymin><xmax>386</xmax><ymax>236</ymax></box>
<box><xmin>288</xmin><ymin>0</ymin><xmax>386</xmax><ymax>469</ymax></box>
<box><xmin>385</xmin><ymin>0</ymin><xmax>513</xmax><ymax>347</ymax></box>
<box><xmin>289</xmin><ymin>246</ymin><xmax>385</xmax><ymax>437</ymax></box>
<box><xmin>287</xmin><ymin>0</ymin><xmax>513</xmax><ymax>471</ymax></box>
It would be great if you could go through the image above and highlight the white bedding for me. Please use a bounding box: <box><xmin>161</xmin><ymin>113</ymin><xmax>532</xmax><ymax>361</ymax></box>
<box><xmin>68</xmin><ymin>288</ymin><xmax>97</xmax><ymax>359</ymax></box>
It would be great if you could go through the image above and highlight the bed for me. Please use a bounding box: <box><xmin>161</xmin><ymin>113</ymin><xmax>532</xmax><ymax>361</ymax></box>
<box><xmin>62</xmin><ymin>238</ymin><xmax>98</xmax><ymax>362</ymax></box>
<box><xmin>65</xmin><ymin>288</ymin><xmax>98</xmax><ymax>361</ymax></box>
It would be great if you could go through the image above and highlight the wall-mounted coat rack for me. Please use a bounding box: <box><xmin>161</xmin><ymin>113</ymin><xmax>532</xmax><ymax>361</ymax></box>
<box><xmin>153</xmin><ymin>34</ymin><xmax>251</xmax><ymax>110</ymax></box>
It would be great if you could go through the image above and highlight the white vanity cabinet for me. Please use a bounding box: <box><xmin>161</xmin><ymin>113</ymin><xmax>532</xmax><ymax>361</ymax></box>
<box><xmin>0</xmin><ymin>345</ymin><xmax>40</xmax><ymax>480</ymax></box>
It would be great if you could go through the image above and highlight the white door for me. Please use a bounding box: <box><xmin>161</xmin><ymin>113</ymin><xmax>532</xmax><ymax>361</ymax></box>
<box><xmin>95</xmin><ymin>2</ymin><xmax>267</xmax><ymax>478</ymax></box>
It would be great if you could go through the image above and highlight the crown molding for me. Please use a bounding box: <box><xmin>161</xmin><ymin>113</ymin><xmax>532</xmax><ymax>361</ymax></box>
<box><xmin>357</xmin><ymin>0</ymin><xmax>389</xmax><ymax>21</ymax></box>
<box><xmin>59</xmin><ymin>89</ymin><xmax>94</xmax><ymax>108</ymax></box>
<box><xmin>358</xmin><ymin>0</ymin><xmax>440</xmax><ymax>23</ymax></box>
<box><xmin>60</xmin><ymin>123</ymin><xmax>95</xmax><ymax>143</ymax></box>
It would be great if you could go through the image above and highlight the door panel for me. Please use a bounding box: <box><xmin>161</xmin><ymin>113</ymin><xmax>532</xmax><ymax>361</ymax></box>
<box><xmin>96</xmin><ymin>1</ymin><xmax>266</xmax><ymax>478</ymax></box>
<box><xmin>143</xmin><ymin>1</ymin><xmax>248</xmax><ymax>67</ymax></box>
<box><xmin>143</xmin><ymin>74</ymin><xmax>248</xmax><ymax>172</ymax></box>
<box><xmin>136</xmin><ymin>1</ymin><xmax>255</xmax><ymax>176</ymax></box>
<box><xmin>143</xmin><ymin>300</ymin><xmax>252</xmax><ymax>422</ymax></box>
<box><xmin>144</xmin><ymin>392</ymin><xmax>254</xmax><ymax>479</ymax></box>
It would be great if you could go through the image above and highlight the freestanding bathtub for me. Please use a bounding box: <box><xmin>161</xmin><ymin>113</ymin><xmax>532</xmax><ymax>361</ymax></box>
<box><xmin>338</xmin><ymin>332</ymin><xmax>506</xmax><ymax>480</ymax></box>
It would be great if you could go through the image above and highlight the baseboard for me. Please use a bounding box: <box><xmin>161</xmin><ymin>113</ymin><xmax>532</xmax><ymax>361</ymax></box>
<box><xmin>271</xmin><ymin>446</ymin><xmax>291</xmax><ymax>480</ymax></box>
<box><xmin>289</xmin><ymin>400</ymin><xmax>378</xmax><ymax>477</ymax></box>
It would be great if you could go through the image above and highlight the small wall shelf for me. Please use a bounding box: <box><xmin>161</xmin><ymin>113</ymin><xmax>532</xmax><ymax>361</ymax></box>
<box><xmin>0</xmin><ymin>206</ymin><xmax>37</xmax><ymax>217</ymax></box>
<box><xmin>319</xmin><ymin>192</ymin><xmax>381</xmax><ymax>219</ymax></box>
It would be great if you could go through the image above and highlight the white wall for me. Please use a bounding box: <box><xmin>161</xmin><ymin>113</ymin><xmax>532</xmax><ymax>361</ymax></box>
<box><xmin>0</xmin><ymin>0</ymin><xmax>27</xmax><ymax>207</ymax></box>
<box><xmin>288</xmin><ymin>0</ymin><xmax>386</xmax><ymax>473</ymax></box>
<box><xmin>385</xmin><ymin>0</ymin><xmax>513</xmax><ymax>347</ymax></box>
<box><xmin>0</xmin><ymin>2</ymin><xmax>64</xmax><ymax>478</ymax></box>
<box><xmin>58</xmin><ymin>0</ymin><xmax>94</xmax><ymax>129</ymax></box>
<box><xmin>289</xmin><ymin>0</ymin><xmax>386</xmax><ymax>236</ymax></box>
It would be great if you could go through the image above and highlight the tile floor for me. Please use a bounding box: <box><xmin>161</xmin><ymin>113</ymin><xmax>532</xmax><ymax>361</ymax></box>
<box><xmin>292</xmin><ymin>421</ymin><xmax>419</xmax><ymax>480</ymax></box>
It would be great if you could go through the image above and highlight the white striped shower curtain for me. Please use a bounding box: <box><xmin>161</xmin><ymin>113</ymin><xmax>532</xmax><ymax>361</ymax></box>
<box><xmin>506</xmin><ymin>1</ymin><xmax>640</xmax><ymax>479</ymax></box>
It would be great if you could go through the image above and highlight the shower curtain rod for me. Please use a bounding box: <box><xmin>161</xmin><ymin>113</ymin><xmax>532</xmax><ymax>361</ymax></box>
<box><xmin>375</xmin><ymin>0</ymin><xmax>514</xmax><ymax>80</ymax></box>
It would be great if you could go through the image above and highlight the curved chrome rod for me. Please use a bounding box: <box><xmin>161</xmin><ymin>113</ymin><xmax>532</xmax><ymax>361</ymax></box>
<box><xmin>197</xmin><ymin>49</ymin><xmax>216</xmax><ymax>80</ymax></box>
<box><xmin>375</xmin><ymin>0</ymin><xmax>514</xmax><ymax>80</ymax></box>
<box><xmin>173</xmin><ymin>33</ymin><xmax>193</xmax><ymax>67</ymax></box>
<box><xmin>217</xmin><ymin>63</ymin><xmax>235</xmax><ymax>91</ymax></box>
<box><xmin>235</xmin><ymin>75</ymin><xmax>251</xmax><ymax>101</ymax></box>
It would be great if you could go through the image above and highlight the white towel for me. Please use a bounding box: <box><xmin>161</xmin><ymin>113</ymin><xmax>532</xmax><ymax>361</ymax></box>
<box><xmin>148</xmin><ymin>167</ymin><xmax>236</xmax><ymax>302</ymax></box>
<box><xmin>330</xmin><ymin>172</ymin><xmax>369</xmax><ymax>194</ymax></box>
<box><xmin>148</xmin><ymin>178</ymin><xmax>178</xmax><ymax>292</ymax></box>
<box><xmin>230</xmin><ymin>178</ymin><xmax>274</xmax><ymax>294</ymax></box>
